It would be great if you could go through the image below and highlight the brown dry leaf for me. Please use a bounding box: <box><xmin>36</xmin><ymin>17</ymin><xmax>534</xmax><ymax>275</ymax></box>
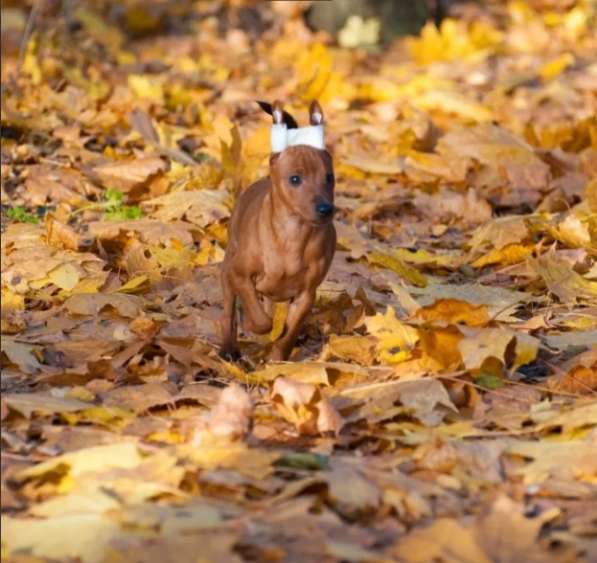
<box><xmin>206</xmin><ymin>383</ymin><xmax>253</xmax><ymax>441</ymax></box>
<box><xmin>89</xmin><ymin>219</ymin><xmax>195</xmax><ymax>246</ymax></box>
<box><xmin>404</xmin><ymin>150</ymin><xmax>469</xmax><ymax>183</ymax></box>
<box><xmin>1</xmin><ymin>513</ymin><xmax>121</xmax><ymax>563</ymax></box>
<box><xmin>414</xmin><ymin>188</ymin><xmax>492</xmax><ymax>226</ymax></box>
<box><xmin>252</xmin><ymin>362</ymin><xmax>330</xmax><ymax>385</ymax></box>
<box><xmin>93</xmin><ymin>156</ymin><xmax>167</xmax><ymax>192</ymax></box>
<box><xmin>65</xmin><ymin>293</ymin><xmax>143</xmax><ymax>318</ymax></box>
<box><xmin>143</xmin><ymin>189</ymin><xmax>231</xmax><ymax>228</ymax></box>
<box><xmin>102</xmin><ymin>383</ymin><xmax>174</xmax><ymax>414</ymax></box>
<box><xmin>506</xmin><ymin>440</ymin><xmax>597</xmax><ymax>484</ymax></box>
<box><xmin>2</xmin><ymin>392</ymin><xmax>92</xmax><ymax>418</ymax></box>
<box><xmin>325</xmin><ymin>335</ymin><xmax>377</xmax><ymax>365</ymax></box>
<box><xmin>1</xmin><ymin>336</ymin><xmax>42</xmax><ymax>374</ymax></box>
<box><xmin>341</xmin><ymin>153</ymin><xmax>403</xmax><ymax>175</ymax></box>
<box><xmin>46</xmin><ymin>217</ymin><xmax>80</xmax><ymax>251</ymax></box>
<box><xmin>546</xmin><ymin>350</ymin><xmax>597</xmax><ymax>394</ymax></box>
<box><xmin>15</xmin><ymin>442</ymin><xmax>143</xmax><ymax>488</ymax></box>
<box><xmin>469</xmin><ymin>216</ymin><xmax>530</xmax><ymax>252</ymax></box>
<box><xmin>458</xmin><ymin>327</ymin><xmax>539</xmax><ymax>370</ymax></box>
<box><xmin>531</xmin><ymin>252</ymin><xmax>597</xmax><ymax>303</ymax></box>
<box><xmin>395</xmin><ymin>378</ymin><xmax>458</xmax><ymax>426</ymax></box>
<box><xmin>392</xmin><ymin>518</ymin><xmax>492</xmax><ymax>563</ymax></box>
<box><xmin>326</xmin><ymin>462</ymin><xmax>380</xmax><ymax>518</ymax></box>
<box><xmin>24</xmin><ymin>165</ymin><xmax>96</xmax><ymax>205</ymax></box>
<box><xmin>474</xmin><ymin>495</ymin><xmax>558</xmax><ymax>563</ymax></box>
<box><xmin>437</xmin><ymin>124</ymin><xmax>551</xmax><ymax>190</ymax></box>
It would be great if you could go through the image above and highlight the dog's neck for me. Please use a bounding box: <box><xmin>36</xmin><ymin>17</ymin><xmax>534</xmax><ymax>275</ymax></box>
<box><xmin>262</xmin><ymin>180</ymin><xmax>316</xmax><ymax>252</ymax></box>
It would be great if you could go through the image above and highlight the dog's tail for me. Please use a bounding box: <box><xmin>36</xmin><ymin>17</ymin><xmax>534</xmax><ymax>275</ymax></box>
<box><xmin>256</xmin><ymin>101</ymin><xmax>298</xmax><ymax>129</ymax></box>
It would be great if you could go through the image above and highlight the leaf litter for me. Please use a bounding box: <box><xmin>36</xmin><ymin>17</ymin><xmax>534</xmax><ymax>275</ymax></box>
<box><xmin>1</xmin><ymin>1</ymin><xmax>596</xmax><ymax>562</ymax></box>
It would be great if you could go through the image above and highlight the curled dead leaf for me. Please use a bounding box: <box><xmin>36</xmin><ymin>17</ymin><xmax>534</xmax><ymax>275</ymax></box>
<box><xmin>207</xmin><ymin>383</ymin><xmax>253</xmax><ymax>441</ymax></box>
<box><xmin>271</xmin><ymin>377</ymin><xmax>343</xmax><ymax>436</ymax></box>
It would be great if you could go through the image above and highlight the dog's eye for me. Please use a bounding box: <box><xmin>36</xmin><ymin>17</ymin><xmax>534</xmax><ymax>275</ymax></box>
<box><xmin>289</xmin><ymin>175</ymin><xmax>302</xmax><ymax>186</ymax></box>
<box><xmin>326</xmin><ymin>173</ymin><xmax>335</xmax><ymax>186</ymax></box>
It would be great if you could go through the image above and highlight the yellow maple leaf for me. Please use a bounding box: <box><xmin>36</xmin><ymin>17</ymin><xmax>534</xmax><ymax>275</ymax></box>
<box><xmin>471</xmin><ymin>243</ymin><xmax>534</xmax><ymax>268</ymax></box>
<box><xmin>365</xmin><ymin>307</ymin><xmax>419</xmax><ymax>364</ymax></box>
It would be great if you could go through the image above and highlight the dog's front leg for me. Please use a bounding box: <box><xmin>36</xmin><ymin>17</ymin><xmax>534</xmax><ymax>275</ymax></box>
<box><xmin>235</xmin><ymin>276</ymin><xmax>273</xmax><ymax>335</ymax></box>
<box><xmin>270</xmin><ymin>289</ymin><xmax>315</xmax><ymax>361</ymax></box>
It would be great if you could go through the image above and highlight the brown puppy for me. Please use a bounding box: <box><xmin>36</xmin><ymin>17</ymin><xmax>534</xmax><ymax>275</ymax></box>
<box><xmin>220</xmin><ymin>100</ymin><xmax>336</xmax><ymax>361</ymax></box>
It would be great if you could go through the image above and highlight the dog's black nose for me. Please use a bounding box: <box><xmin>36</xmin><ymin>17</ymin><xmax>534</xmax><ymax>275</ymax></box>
<box><xmin>316</xmin><ymin>202</ymin><xmax>335</xmax><ymax>217</ymax></box>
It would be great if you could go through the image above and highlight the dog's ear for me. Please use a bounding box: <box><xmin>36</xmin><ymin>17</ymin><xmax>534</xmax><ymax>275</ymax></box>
<box><xmin>256</xmin><ymin>100</ymin><xmax>298</xmax><ymax>129</ymax></box>
<box><xmin>309</xmin><ymin>100</ymin><xmax>324</xmax><ymax>125</ymax></box>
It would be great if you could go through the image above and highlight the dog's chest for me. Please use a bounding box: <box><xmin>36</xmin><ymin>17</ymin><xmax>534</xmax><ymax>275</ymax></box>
<box><xmin>255</xmin><ymin>251</ymin><xmax>308</xmax><ymax>299</ymax></box>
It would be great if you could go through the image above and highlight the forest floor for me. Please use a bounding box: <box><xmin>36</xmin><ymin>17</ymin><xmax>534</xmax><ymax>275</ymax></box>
<box><xmin>1</xmin><ymin>1</ymin><xmax>596</xmax><ymax>562</ymax></box>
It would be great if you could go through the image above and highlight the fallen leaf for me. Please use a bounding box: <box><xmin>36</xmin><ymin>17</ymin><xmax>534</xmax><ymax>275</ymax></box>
<box><xmin>1</xmin><ymin>336</ymin><xmax>42</xmax><ymax>374</ymax></box>
<box><xmin>458</xmin><ymin>327</ymin><xmax>539</xmax><ymax>370</ymax></box>
<box><xmin>392</xmin><ymin>518</ymin><xmax>491</xmax><ymax>563</ymax></box>
<box><xmin>1</xmin><ymin>513</ymin><xmax>121</xmax><ymax>563</ymax></box>
<box><xmin>506</xmin><ymin>440</ymin><xmax>597</xmax><ymax>484</ymax></box>
<box><xmin>546</xmin><ymin>350</ymin><xmax>597</xmax><ymax>394</ymax></box>
<box><xmin>3</xmin><ymin>392</ymin><xmax>92</xmax><ymax>418</ymax></box>
<box><xmin>93</xmin><ymin>156</ymin><xmax>167</xmax><ymax>192</ymax></box>
<box><xmin>143</xmin><ymin>189</ymin><xmax>231</xmax><ymax>228</ymax></box>
<box><xmin>16</xmin><ymin>442</ymin><xmax>143</xmax><ymax>491</ymax></box>
<box><xmin>471</xmin><ymin>243</ymin><xmax>534</xmax><ymax>268</ymax></box>
<box><xmin>271</xmin><ymin>377</ymin><xmax>343</xmax><ymax>436</ymax></box>
<box><xmin>437</xmin><ymin>124</ymin><xmax>550</xmax><ymax>191</ymax></box>
<box><xmin>206</xmin><ymin>383</ymin><xmax>253</xmax><ymax>441</ymax></box>
<box><xmin>65</xmin><ymin>293</ymin><xmax>143</xmax><ymax>318</ymax></box>
<box><xmin>364</xmin><ymin>307</ymin><xmax>419</xmax><ymax>364</ymax></box>
<box><xmin>396</xmin><ymin>379</ymin><xmax>458</xmax><ymax>426</ymax></box>
<box><xmin>415</xmin><ymin>299</ymin><xmax>490</xmax><ymax>327</ymax></box>
<box><xmin>252</xmin><ymin>362</ymin><xmax>330</xmax><ymax>385</ymax></box>
<box><xmin>474</xmin><ymin>495</ymin><xmax>558</xmax><ymax>563</ymax></box>
<box><xmin>531</xmin><ymin>252</ymin><xmax>597</xmax><ymax>303</ymax></box>
<box><xmin>326</xmin><ymin>462</ymin><xmax>380</xmax><ymax>517</ymax></box>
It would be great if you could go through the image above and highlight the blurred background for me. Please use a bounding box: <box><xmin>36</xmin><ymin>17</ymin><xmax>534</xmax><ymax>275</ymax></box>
<box><xmin>1</xmin><ymin>0</ymin><xmax>594</xmax><ymax>212</ymax></box>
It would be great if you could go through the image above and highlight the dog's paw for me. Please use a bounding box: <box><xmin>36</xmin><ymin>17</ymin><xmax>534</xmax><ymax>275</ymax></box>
<box><xmin>219</xmin><ymin>347</ymin><xmax>241</xmax><ymax>362</ymax></box>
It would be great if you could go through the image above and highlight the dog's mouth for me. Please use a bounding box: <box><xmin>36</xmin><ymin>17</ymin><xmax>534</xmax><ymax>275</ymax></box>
<box><xmin>315</xmin><ymin>214</ymin><xmax>334</xmax><ymax>224</ymax></box>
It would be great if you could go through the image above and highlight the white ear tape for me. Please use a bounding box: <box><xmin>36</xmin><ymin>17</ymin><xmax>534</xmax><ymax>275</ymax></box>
<box><xmin>271</xmin><ymin>123</ymin><xmax>288</xmax><ymax>153</ymax></box>
<box><xmin>271</xmin><ymin>124</ymin><xmax>325</xmax><ymax>152</ymax></box>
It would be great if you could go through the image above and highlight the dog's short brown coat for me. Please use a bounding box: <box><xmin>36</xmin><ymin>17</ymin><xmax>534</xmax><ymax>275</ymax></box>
<box><xmin>220</xmin><ymin>101</ymin><xmax>336</xmax><ymax>361</ymax></box>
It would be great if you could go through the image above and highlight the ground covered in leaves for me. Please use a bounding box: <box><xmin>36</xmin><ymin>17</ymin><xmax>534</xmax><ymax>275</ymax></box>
<box><xmin>1</xmin><ymin>1</ymin><xmax>596</xmax><ymax>562</ymax></box>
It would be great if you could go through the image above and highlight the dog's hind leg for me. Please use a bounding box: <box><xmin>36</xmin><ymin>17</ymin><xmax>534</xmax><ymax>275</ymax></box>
<box><xmin>219</xmin><ymin>267</ymin><xmax>240</xmax><ymax>360</ymax></box>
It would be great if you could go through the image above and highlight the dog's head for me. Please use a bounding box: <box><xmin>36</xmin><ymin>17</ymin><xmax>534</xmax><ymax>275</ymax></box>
<box><xmin>261</xmin><ymin>100</ymin><xmax>335</xmax><ymax>224</ymax></box>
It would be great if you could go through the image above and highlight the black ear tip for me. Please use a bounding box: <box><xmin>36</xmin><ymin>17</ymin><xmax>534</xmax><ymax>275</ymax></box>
<box><xmin>257</xmin><ymin>100</ymin><xmax>299</xmax><ymax>129</ymax></box>
<box><xmin>257</xmin><ymin>100</ymin><xmax>272</xmax><ymax>114</ymax></box>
